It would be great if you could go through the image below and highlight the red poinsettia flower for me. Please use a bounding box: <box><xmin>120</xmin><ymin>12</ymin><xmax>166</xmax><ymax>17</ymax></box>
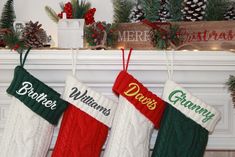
<box><xmin>84</xmin><ymin>8</ymin><xmax>96</xmax><ymax>25</ymax></box>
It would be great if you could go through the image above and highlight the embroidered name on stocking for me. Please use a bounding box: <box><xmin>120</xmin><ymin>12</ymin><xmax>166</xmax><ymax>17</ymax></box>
<box><xmin>69</xmin><ymin>87</ymin><xmax>111</xmax><ymax>116</ymax></box>
<box><xmin>168</xmin><ymin>89</ymin><xmax>215</xmax><ymax>123</ymax></box>
<box><xmin>124</xmin><ymin>83</ymin><xmax>157</xmax><ymax>110</ymax></box>
<box><xmin>16</xmin><ymin>81</ymin><xmax>57</xmax><ymax>110</ymax></box>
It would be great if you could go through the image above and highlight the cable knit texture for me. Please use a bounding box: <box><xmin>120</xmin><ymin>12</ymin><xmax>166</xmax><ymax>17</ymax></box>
<box><xmin>103</xmin><ymin>96</ymin><xmax>153</xmax><ymax>157</ymax></box>
<box><xmin>151</xmin><ymin>80</ymin><xmax>221</xmax><ymax>157</ymax></box>
<box><xmin>0</xmin><ymin>97</ymin><xmax>54</xmax><ymax>157</ymax></box>
<box><xmin>52</xmin><ymin>75</ymin><xmax>117</xmax><ymax>157</ymax></box>
<box><xmin>6</xmin><ymin>66</ymin><xmax>68</xmax><ymax>125</ymax></box>
<box><xmin>103</xmin><ymin>71</ymin><xmax>166</xmax><ymax>157</ymax></box>
<box><xmin>151</xmin><ymin>104</ymin><xmax>209</xmax><ymax>157</ymax></box>
<box><xmin>112</xmin><ymin>70</ymin><xmax>166</xmax><ymax>128</ymax></box>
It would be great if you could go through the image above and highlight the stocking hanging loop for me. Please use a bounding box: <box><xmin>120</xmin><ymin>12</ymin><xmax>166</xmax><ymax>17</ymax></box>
<box><xmin>121</xmin><ymin>48</ymin><xmax>133</xmax><ymax>71</ymax></box>
<box><xmin>165</xmin><ymin>50</ymin><xmax>174</xmax><ymax>80</ymax></box>
<box><xmin>20</xmin><ymin>47</ymin><xmax>32</xmax><ymax>67</ymax></box>
<box><xmin>71</xmin><ymin>48</ymin><xmax>78</xmax><ymax>76</ymax></box>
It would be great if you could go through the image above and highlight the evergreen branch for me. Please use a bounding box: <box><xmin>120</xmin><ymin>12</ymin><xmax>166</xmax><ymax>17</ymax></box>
<box><xmin>206</xmin><ymin>0</ymin><xmax>229</xmax><ymax>21</ymax></box>
<box><xmin>139</xmin><ymin>0</ymin><xmax>160</xmax><ymax>22</ymax></box>
<box><xmin>75</xmin><ymin>0</ymin><xmax>91</xmax><ymax>18</ymax></box>
<box><xmin>168</xmin><ymin>0</ymin><xmax>183</xmax><ymax>21</ymax></box>
<box><xmin>3</xmin><ymin>31</ymin><xmax>25</xmax><ymax>53</ymax></box>
<box><xmin>45</xmin><ymin>6</ymin><xmax>59</xmax><ymax>23</ymax></box>
<box><xmin>0</xmin><ymin>0</ymin><xmax>16</xmax><ymax>30</ymax></box>
<box><xmin>71</xmin><ymin>0</ymin><xmax>78</xmax><ymax>18</ymax></box>
<box><xmin>226</xmin><ymin>75</ymin><xmax>235</xmax><ymax>91</ymax></box>
<box><xmin>113</xmin><ymin>0</ymin><xmax>133</xmax><ymax>23</ymax></box>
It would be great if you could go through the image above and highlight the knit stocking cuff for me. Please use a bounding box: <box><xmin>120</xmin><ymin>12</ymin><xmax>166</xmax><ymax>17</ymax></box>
<box><xmin>7</xmin><ymin>66</ymin><xmax>68</xmax><ymax>125</ymax></box>
<box><xmin>163</xmin><ymin>80</ymin><xmax>221</xmax><ymax>133</ymax></box>
<box><xmin>112</xmin><ymin>70</ymin><xmax>166</xmax><ymax>128</ymax></box>
<box><xmin>63</xmin><ymin>75</ymin><xmax>117</xmax><ymax>127</ymax></box>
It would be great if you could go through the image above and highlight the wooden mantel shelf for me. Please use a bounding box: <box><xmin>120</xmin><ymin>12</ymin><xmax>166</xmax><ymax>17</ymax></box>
<box><xmin>0</xmin><ymin>50</ymin><xmax>235</xmax><ymax>151</ymax></box>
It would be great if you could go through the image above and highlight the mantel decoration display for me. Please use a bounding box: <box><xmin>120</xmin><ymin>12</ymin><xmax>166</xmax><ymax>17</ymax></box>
<box><xmin>45</xmin><ymin>0</ymin><xmax>91</xmax><ymax>48</ymax></box>
<box><xmin>84</xmin><ymin>8</ymin><xmax>117</xmax><ymax>49</ymax></box>
<box><xmin>113</xmin><ymin>0</ymin><xmax>235</xmax><ymax>50</ymax></box>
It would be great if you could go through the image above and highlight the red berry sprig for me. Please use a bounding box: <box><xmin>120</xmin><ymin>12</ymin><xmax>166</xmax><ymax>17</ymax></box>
<box><xmin>84</xmin><ymin>8</ymin><xmax>96</xmax><ymax>25</ymax></box>
<box><xmin>64</xmin><ymin>2</ymin><xmax>73</xmax><ymax>19</ymax></box>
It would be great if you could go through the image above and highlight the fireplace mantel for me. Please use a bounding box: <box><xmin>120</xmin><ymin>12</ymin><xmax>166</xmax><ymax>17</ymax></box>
<box><xmin>0</xmin><ymin>50</ymin><xmax>235</xmax><ymax>151</ymax></box>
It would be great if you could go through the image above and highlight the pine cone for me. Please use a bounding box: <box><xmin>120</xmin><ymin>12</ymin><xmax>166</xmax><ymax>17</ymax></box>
<box><xmin>158</xmin><ymin>0</ymin><xmax>171</xmax><ymax>22</ymax></box>
<box><xmin>22</xmin><ymin>21</ymin><xmax>47</xmax><ymax>48</ymax></box>
<box><xmin>182</xmin><ymin>0</ymin><xmax>207</xmax><ymax>21</ymax></box>
<box><xmin>224</xmin><ymin>6</ymin><xmax>235</xmax><ymax>20</ymax></box>
<box><xmin>129</xmin><ymin>3</ymin><xmax>145</xmax><ymax>23</ymax></box>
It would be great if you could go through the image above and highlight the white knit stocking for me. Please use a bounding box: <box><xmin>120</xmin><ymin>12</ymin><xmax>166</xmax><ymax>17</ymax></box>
<box><xmin>0</xmin><ymin>97</ymin><xmax>54</xmax><ymax>157</ymax></box>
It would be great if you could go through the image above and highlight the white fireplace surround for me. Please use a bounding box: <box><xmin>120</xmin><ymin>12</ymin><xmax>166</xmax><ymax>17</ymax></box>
<box><xmin>0</xmin><ymin>50</ymin><xmax>235</xmax><ymax>151</ymax></box>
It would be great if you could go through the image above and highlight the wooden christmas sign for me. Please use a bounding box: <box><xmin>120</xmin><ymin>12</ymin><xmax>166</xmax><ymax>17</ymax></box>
<box><xmin>115</xmin><ymin>23</ymin><xmax>153</xmax><ymax>50</ymax></box>
<box><xmin>115</xmin><ymin>21</ymin><xmax>235</xmax><ymax>51</ymax></box>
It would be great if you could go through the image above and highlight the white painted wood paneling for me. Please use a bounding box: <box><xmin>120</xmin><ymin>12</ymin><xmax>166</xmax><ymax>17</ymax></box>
<box><xmin>0</xmin><ymin>50</ymin><xmax>235</xmax><ymax>154</ymax></box>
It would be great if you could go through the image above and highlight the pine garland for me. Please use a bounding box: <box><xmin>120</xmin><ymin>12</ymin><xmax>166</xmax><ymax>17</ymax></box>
<box><xmin>0</xmin><ymin>0</ymin><xmax>16</xmax><ymax>30</ymax></box>
<box><xmin>113</xmin><ymin>0</ymin><xmax>134</xmax><ymax>23</ymax></box>
<box><xmin>140</xmin><ymin>0</ymin><xmax>161</xmax><ymax>22</ymax></box>
<box><xmin>168</xmin><ymin>0</ymin><xmax>183</xmax><ymax>21</ymax></box>
<box><xmin>205</xmin><ymin>0</ymin><xmax>229</xmax><ymax>21</ymax></box>
<box><xmin>150</xmin><ymin>24</ymin><xmax>181</xmax><ymax>49</ymax></box>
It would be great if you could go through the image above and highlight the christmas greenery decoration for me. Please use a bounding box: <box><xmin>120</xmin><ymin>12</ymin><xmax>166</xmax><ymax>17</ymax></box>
<box><xmin>85</xmin><ymin>21</ymin><xmax>117</xmax><ymax>49</ymax></box>
<box><xmin>113</xmin><ymin>0</ymin><xmax>134</xmax><ymax>23</ymax></box>
<box><xmin>205</xmin><ymin>0</ymin><xmax>229</xmax><ymax>21</ymax></box>
<box><xmin>168</xmin><ymin>0</ymin><xmax>183</xmax><ymax>21</ymax></box>
<box><xmin>3</xmin><ymin>21</ymin><xmax>47</xmax><ymax>53</ymax></box>
<box><xmin>150</xmin><ymin>24</ymin><xmax>181</xmax><ymax>49</ymax></box>
<box><xmin>226</xmin><ymin>75</ymin><xmax>235</xmax><ymax>107</ymax></box>
<box><xmin>45</xmin><ymin>0</ymin><xmax>91</xmax><ymax>23</ymax></box>
<box><xmin>140</xmin><ymin>0</ymin><xmax>161</xmax><ymax>22</ymax></box>
<box><xmin>3</xmin><ymin>31</ymin><xmax>25</xmax><ymax>52</ymax></box>
<box><xmin>0</xmin><ymin>0</ymin><xmax>15</xmax><ymax>30</ymax></box>
<box><xmin>72</xmin><ymin>0</ymin><xmax>91</xmax><ymax>19</ymax></box>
